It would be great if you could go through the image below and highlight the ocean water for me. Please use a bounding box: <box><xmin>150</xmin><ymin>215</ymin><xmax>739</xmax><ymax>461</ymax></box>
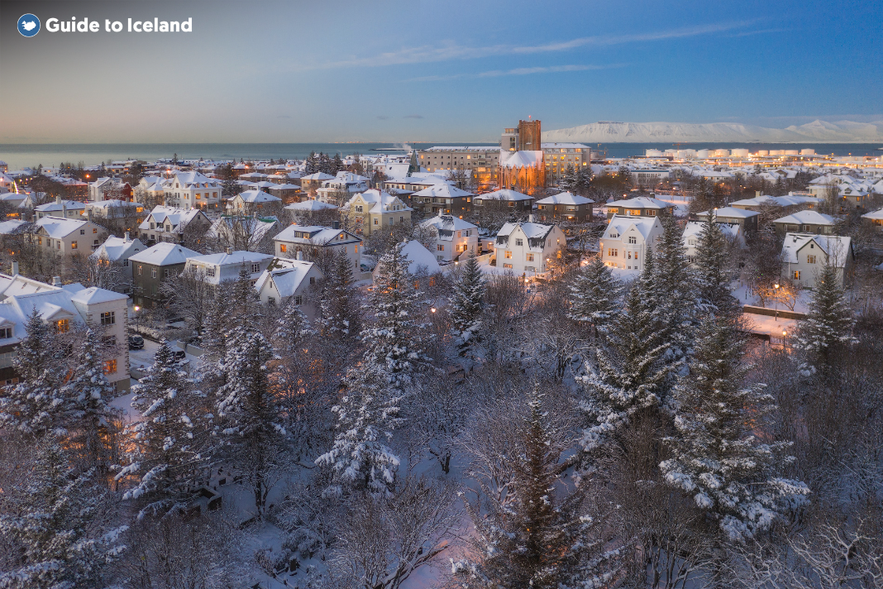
<box><xmin>0</xmin><ymin>142</ymin><xmax>880</xmax><ymax>171</ymax></box>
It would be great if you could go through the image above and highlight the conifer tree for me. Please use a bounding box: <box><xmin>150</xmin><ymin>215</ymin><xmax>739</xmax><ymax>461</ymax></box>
<box><xmin>792</xmin><ymin>258</ymin><xmax>855</xmax><ymax>377</ymax></box>
<box><xmin>315</xmin><ymin>364</ymin><xmax>402</xmax><ymax>497</ymax></box>
<box><xmin>62</xmin><ymin>329</ymin><xmax>118</xmax><ymax>476</ymax></box>
<box><xmin>363</xmin><ymin>245</ymin><xmax>426</xmax><ymax>388</ymax></box>
<box><xmin>0</xmin><ymin>309</ymin><xmax>64</xmax><ymax>436</ymax></box>
<box><xmin>694</xmin><ymin>211</ymin><xmax>738</xmax><ymax>318</ymax></box>
<box><xmin>319</xmin><ymin>248</ymin><xmax>360</xmax><ymax>340</ymax></box>
<box><xmin>653</xmin><ymin>214</ymin><xmax>698</xmax><ymax>364</ymax></box>
<box><xmin>448</xmin><ymin>251</ymin><xmax>486</xmax><ymax>355</ymax></box>
<box><xmin>567</xmin><ymin>256</ymin><xmax>621</xmax><ymax>336</ymax></box>
<box><xmin>580</xmin><ymin>250</ymin><xmax>673</xmax><ymax>451</ymax></box>
<box><xmin>559</xmin><ymin>164</ymin><xmax>576</xmax><ymax>191</ymax></box>
<box><xmin>661</xmin><ymin>315</ymin><xmax>809</xmax><ymax>542</ymax></box>
<box><xmin>273</xmin><ymin>298</ymin><xmax>313</xmax><ymax>357</ymax></box>
<box><xmin>215</xmin><ymin>330</ymin><xmax>286</xmax><ymax>513</ymax></box>
<box><xmin>0</xmin><ymin>437</ymin><xmax>125</xmax><ymax>589</ymax></box>
<box><xmin>116</xmin><ymin>340</ymin><xmax>208</xmax><ymax>518</ymax></box>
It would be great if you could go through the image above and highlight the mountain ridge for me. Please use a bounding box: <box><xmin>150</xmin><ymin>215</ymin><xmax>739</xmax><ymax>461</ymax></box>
<box><xmin>543</xmin><ymin>119</ymin><xmax>883</xmax><ymax>144</ymax></box>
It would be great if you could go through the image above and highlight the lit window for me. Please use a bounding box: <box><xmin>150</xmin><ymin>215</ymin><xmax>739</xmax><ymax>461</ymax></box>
<box><xmin>103</xmin><ymin>359</ymin><xmax>117</xmax><ymax>375</ymax></box>
<box><xmin>55</xmin><ymin>319</ymin><xmax>70</xmax><ymax>333</ymax></box>
<box><xmin>280</xmin><ymin>244</ymin><xmax>287</xmax><ymax>253</ymax></box>
<box><xmin>71</xmin><ymin>241</ymin><xmax>78</xmax><ymax>250</ymax></box>
<box><xmin>504</xmin><ymin>251</ymin><xmax>512</xmax><ymax>259</ymax></box>
<box><xmin>526</xmin><ymin>253</ymin><xmax>534</xmax><ymax>262</ymax></box>
<box><xmin>515</xmin><ymin>239</ymin><xmax>523</xmax><ymax>246</ymax></box>
<box><xmin>793</xmin><ymin>271</ymin><xmax>800</xmax><ymax>280</ymax></box>
<box><xmin>437</xmin><ymin>244</ymin><xmax>445</xmax><ymax>251</ymax></box>
<box><xmin>807</xmin><ymin>255</ymin><xmax>817</xmax><ymax>264</ymax></box>
<box><xmin>100</xmin><ymin>311</ymin><xmax>115</xmax><ymax>326</ymax></box>
<box><xmin>151</xmin><ymin>268</ymin><xmax>157</xmax><ymax>278</ymax></box>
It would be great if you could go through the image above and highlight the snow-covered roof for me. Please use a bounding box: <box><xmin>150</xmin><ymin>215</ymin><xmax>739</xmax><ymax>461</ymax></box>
<box><xmin>170</xmin><ymin>171</ymin><xmax>220</xmax><ymax>188</ymax></box>
<box><xmin>128</xmin><ymin>242</ymin><xmax>200</xmax><ymax>266</ymax></box>
<box><xmin>138</xmin><ymin>206</ymin><xmax>205</xmax><ymax>232</ymax></box>
<box><xmin>235</xmin><ymin>189</ymin><xmax>281</xmax><ymax>204</ymax></box>
<box><xmin>498</xmin><ymin>221</ymin><xmax>554</xmax><ymax>241</ymax></box>
<box><xmin>696</xmin><ymin>207</ymin><xmax>759</xmax><ymax>219</ymax></box>
<box><xmin>398</xmin><ymin>240</ymin><xmax>441</xmax><ymax>275</ymax></box>
<box><xmin>682</xmin><ymin>220</ymin><xmax>740</xmax><ymax>241</ymax></box>
<box><xmin>475</xmin><ymin>189</ymin><xmax>533</xmax><ymax>202</ymax></box>
<box><xmin>781</xmin><ymin>233</ymin><xmax>852</xmax><ymax>266</ymax></box>
<box><xmin>346</xmin><ymin>189</ymin><xmax>412</xmax><ymax>214</ymax></box>
<box><xmin>420</xmin><ymin>214</ymin><xmax>478</xmax><ymax>233</ymax></box>
<box><xmin>69</xmin><ymin>286</ymin><xmax>128</xmax><ymax>305</ymax></box>
<box><xmin>285</xmin><ymin>199</ymin><xmax>338</xmax><ymax>212</ymax></box>
<box><xmin>501</xmin><ymin>150</ymin><xmax>543</xmax><ymax>168</ymax></box>
<box><xmin>274</xmin><ymin>224</ymin><xmax>360</xmax><ymax>245</ymax></box>
<box><xmin>541</xmin><ymin>142</ymin><xmax>589</xmax><ymax>149</ymax></box>
<box><xmin>861</xmin><ymin>208</ymin><xmax>883</xmax><ymax>221</ymax></box>
<box><xmin>773</xmin><ymin>210</ymin><xmax>836</xmax><ymax>226</ymax></box>
<box><xmin>300</xmin><ymin>172</ymin><xmax>335</xmax><ymax>181</ymax></box>
<box><xmin>36</xmin><ymin>217</ymin><xmax>90</xmax><ymax>239</ymax></box>
<box><xmin>608</xmin><ymin>196</ymin><xmax>674</xmax><ymax>210</ymax></box>
<box><xmin>35</xmin><ymin>200</ymin><xmax>86</xmax><ymax>213</ymax></box>
<box><xmin>254</xmin><ymin>259</ymin><xmax>318</xmax><ymax>298</ymax></box>
<box><xmin>90</xmin><ymin>235</ymin><xmax>146</xmax><ymax>262</ymax></box>
<box><xmin>412</xmin><ymin>183</ymin><xmax>474</xmax><ymax>198</ymax></box>
<box><xmin>187</xmin><ymin>250</ymin><xmax>273</xmax><ymax>267</ymax></box>
<box><xmin>535</xmin><ymin>191</ymin><xmax>594</xmax><ymax>205</ymax></box>
<box><xmin>602</xmin><ymin>214</ymin><xmax>662</xmax><ymax>241</ymax></box>
<box><xmin>0</xmin><ymin>220</ymin><xmax>29</xmax><ymax>235</ymax></box>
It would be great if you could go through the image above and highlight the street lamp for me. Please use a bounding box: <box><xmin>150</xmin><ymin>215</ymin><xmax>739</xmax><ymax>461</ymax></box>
<box><xmin>773</xmin><ymin>283</ymin><xmax>780</xmax><ymax>319</ymax></box>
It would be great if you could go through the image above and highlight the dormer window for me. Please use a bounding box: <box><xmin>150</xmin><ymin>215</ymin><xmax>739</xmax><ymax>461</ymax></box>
<box><xmin>0</xmin><ymin>327</ymin><xmax>12</xmax><ymax>339</ymax></box>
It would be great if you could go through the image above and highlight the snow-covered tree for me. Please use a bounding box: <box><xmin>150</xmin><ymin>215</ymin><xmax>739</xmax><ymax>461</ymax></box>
<box><xmin>792</xmin><ymin>258</ymin><xmax>855</xmax><ymax>377</ymax></box>
<box><xmin>661</xmin><ymin>314</ymin><xmax>809</xmax><ymax>542</ymax></box>
<box><xmin>273</xmin><ymin>298</ymin><xmax>313</xmax><ymax>357</ymax></box>
<box><xmin>653</xmin><ymin>214</ymin><xmax>698</xmax><ymax>365</ymax></box>
<box><xmin>62</xmin><ymin>328</ymin><xmax>119</xmax><ymax>476</ymax></box>
<box><xmin>694</xmin><ymin>211</ymin><xmax>738</xmax><ymax>317</ymax></box>
<box><xmin>215</xmin><ymin>329</ymin><xmax>286</xmax><ymax>514</ymax></box>
<box><xmin>363</xmin><ymin>245</ymin><xmax>427</xmax><ymax>388</ymax></box>
<box><xmin>318</xmin><ymin>248</ymin><xmax>360</xmax><ymax>340</ymax></box>
<box><xmin>315</xmin><ymin>364</ymin><xmax>402</xmax><ymax>497</ymax></box>
<box><xmin>116</xmin><ymin>340</ymin><xmax>208</xmax><ymax>518</ymax></box>
<box><xmin>580</xmin><ymin>251</ymin><xmax>674</xmax><ymax>451</ymax></box>
<box><xmin>448</xmin><ymin>251</ymin><xmax>486</xmax><ymax>355</ymax></box>
<box><xmin>456</xmin><ymin>387</ymin><xmax>623</xmax><ymax>589</ymax></box>
<box><xmin>0</xmin><ymin>436</ymin><xmax>125</xmax><ymax>589</ymax></box>
<box><xmin>558</xmin><ymin>164</ymin><xmax>576</xmax><ymax>191</ymax></box>
<box><xmin>567</xmin><ymin>256</ymin><xmax>621</xmax><ymax>336</ymax></box>
<box><xmin>0</xmin><ymin>309</ymin><xmax>65</xmax><ymax>436</ymax></box>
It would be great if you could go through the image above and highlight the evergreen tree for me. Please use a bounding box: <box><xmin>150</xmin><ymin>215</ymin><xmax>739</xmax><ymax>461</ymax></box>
<box><xmin>694</xmin><ymin>211</ymin><xmax>738</xmax><ymax>318</ymax></box>
<box><xmin>661</xmin><ymin>315</ymin><xmax>809</xmax><ymax>542</ymax></box>
<box><xmin>304</xmin><ymin>151</ymin><xmax>318</xmax><ymax>175</ymax></box>
<box><xmin>0</xmin><ymin>309</ymin><xmax>64</xmax><ymax>436</ymax></box>
<box><xmin>559</xmin><ymin>164</ymin><xmax>576</xmax><ymax>191</ymax></box>
<box><xmin>229</xmin><ymin>265</ymin><xmax>260</xmax><ymax>328</ymax></box>
<box><xmin>580</xmin><ymin>251</ymin><xmax>672</xmax><ymax>451</ymax></box>
<box><xmin>215</xmin><ymin>330</ymin><xmax>286</xmax><ymax>513</ymax></box>
<box><xmin>273</xmin><ymin>298</ymin><xmax>313</xmax><ymax>357</ymax></box>
<box><xmin>567</xmin><ymin>256</ymin><xmax>621</xmax><ymax>336</ymax></box>
<box><xmin>448</xmin><ymin>251</ymin><xmax>486</xmax><ymax>355</ymax></box>
<box><xmin>116</xmin><ymin>340</ymin><xmax>208</xmax><ymax>518</ymax></box>
<box><xmin>456</xmin><ymin>388</ymin><xmax>622</xmax><ymax>588</ymax></box>
<box><xmin>0</xmin><ymin>437</ymin><xmax>125</xmax><ymax>589</ymax></box>
<box><xmin>319</xmin><ymin>249</ymin><xmax>360</xmax><ymax>340</ymax></box>
<box><xmin>363</xmin><ymin>245</ymin><xmax>426</xmax><ymax>387</ymax></box>
<box><xmin>572</xmin><ymin>166</ymin><xmax>593</xmax><ymax>196</ymax></box>
<box><xmin>315</xmin><ymin>363</ymin><xmax>402</xmax><ymax>497</ymax></box>
<box><xmin>331</xmin><ymin>153</ymin><xmax>344</xmax><ymax>175</ymax></box>
<box><xmin>653</xmin><ymin>214</ymin><xmax>698</xmax><ymax>366</ymax></box>
<box><xmin>792</xmin><ymin>258</ymin><xmax>855</xmax><ymax>377</ymax></box>
<box><xmin>62</xmin><ymin>329</ymin><xmax>118</xmax><ymax>475</ymax></box>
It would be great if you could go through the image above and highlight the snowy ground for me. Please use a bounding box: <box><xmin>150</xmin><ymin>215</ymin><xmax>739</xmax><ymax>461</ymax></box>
<box><xmin>731</xmin><ymin>281</ymin><xmax>811</xmax><ymax>313</ymax></box>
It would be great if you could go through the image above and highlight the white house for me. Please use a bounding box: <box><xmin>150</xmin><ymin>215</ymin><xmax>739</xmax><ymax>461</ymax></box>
<box><xmin>273</xmin><ymin>224</ymin><xmax>361</xmax><ymax>270</ymax></box>
<box><xmin>35</xmin><ymin>196</ymin><xmax>87</xmax><ymax>220</ymax></box>
<box><xmin>372</xmin><ymin>240</ymin><xmax>441</xmax><ymax>282</ymax></box>
<box><xmin>184</xmin><ymin>250</ymin><xmax>274</xmax><ymax>286</ymax></box>
<box><xmin>91</xmin><ymin>233</ymin><xmax>146</xmax><ymax>267</ymax></box>
<box><xmin>861</xmin><ymin>207</ymin><xmax>883</xmax><ymax>232</ymax></box>
<box><xmin>253</xmin><ymin>258</ymin><xmax>323</xmax><ymax>307</ymax></box>
<box><xmin>495</xmin><ymin>221</ymin><xmax>566</xmax><ymax>276</ymax></box>
<box><xmin>0</xmin><ymin>274</ymin><xmax>131</xmax><ymax>389</ymax></box>
<box><xmin>772</xmin><ymin>210</ymin><xmax>837</xmax><ymax>236</ymax></box>
<box><xmin>419</xmin><ymin>214</ymin><xmax>479</xmax><ymax>263</ymax></box>
<box><xmin>781</xmin><ymin>233</ymin><xmax>854</xmax><ymax>289</ymax></box>
<box><xmin>162</xmin><ymin>171</ymin><xmax>222</xmax><ymax>209</ymax></box>
<box><xmin>228</xmin><ymin>189</ymin><xmax>282</xmax><ymax>214</ymax></box>
<box><xmin>600</xmin><ymin>214</ymin><xmax>664</xmax><ymax>272</ymax></box>
<box><xmin>138</xmin><ymin>206</ymin><xmax>211</xmax><ymax>245</ymax></box>
<box><xmin>682</xmin><ymin>220</ymin><xmax>742</xmax><ymax>265</ymax></box>
<box><xmin>316</xmin><ymin>172</ymin><xmax>370</xmax><ymax>204</ymax></box>
<box><xmin>35</xmin><ymin>217</ymin><xmax>107</xmax><ymax>256</ymax></box>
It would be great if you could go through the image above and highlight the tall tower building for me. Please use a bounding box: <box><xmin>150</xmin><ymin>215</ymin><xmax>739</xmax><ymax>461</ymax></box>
<box><xmin>517</xmin><ymin>119</ymin><xmax>542</xmax><ymax>151</ymax></box>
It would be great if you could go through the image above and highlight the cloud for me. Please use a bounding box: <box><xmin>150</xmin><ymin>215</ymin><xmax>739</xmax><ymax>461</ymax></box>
<box><xmin>403</xmin><ymin>114</ymin><xmax>423</xmax><ymax>119</ymax></box>
<box><xmin>409</xmin><ymin>64</ymin><xmax>623</xmax><ymax>82</ymax></box>
<box><xmin>288</xmin><ymin>21</ymin><xmax>759</xmax><ymax>72</ymax></box>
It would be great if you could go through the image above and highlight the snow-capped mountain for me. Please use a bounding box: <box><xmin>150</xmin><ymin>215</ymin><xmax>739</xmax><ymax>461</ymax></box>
<box><xmin>543</xmin><ymin>120</ymin><xmax>883</xmax><ymax>143</ymax></box>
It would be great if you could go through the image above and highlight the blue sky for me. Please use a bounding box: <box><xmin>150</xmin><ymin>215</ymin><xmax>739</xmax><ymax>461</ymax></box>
<box><xmin>1</xmin><ymin>0</ymin><xmax>880</xmax><ymax>142</ymax></box>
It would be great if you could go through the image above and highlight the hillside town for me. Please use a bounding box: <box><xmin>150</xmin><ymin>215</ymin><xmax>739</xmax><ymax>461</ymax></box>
<box><xmin>1</xmin><ymin>118</ymin><xmax>882</xmax><ymax>588</ymax></box>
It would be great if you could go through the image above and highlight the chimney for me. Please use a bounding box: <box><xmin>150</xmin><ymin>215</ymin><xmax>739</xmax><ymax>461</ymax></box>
<box><xmin>11</xmin><ymin>261</ymin><xmax>19</xmax><ymax>276</ymax></box>
<box><xmin>528</xmin><ymin>214</ymin><xmax>535</xmax><ymax>223</ymax></box>
<box><xmin>124</xmin><ymin>231</ymin><xmax>131</xmax><ymax>242</ymax></box>
<box><xmin>56</xmin><ymin>194</ymin><xmax>62</xmax><ymax>205</ymax></box>
<box><xmin>296</xmin><ymin>250</ymin><xmax>304</xmax><ymax>261</ymax></box>
<box><xmin>756</xmin><ymin>190</ymin><xmax>761</xmax><ymax>198</ymax></box>
<box><xmin>87</xmin><ymin>208</ymin><xmax>93</xmax><ymax>223</ymax></box>
<box><xmin>52</xmin><ymin>276</ymin><xmax>62</xmax><ymax>287</ymax></box>
<box><xmin>226</xmin><ymin>246</ymin><xmax>233</xmax><ymax>255</ymax></box>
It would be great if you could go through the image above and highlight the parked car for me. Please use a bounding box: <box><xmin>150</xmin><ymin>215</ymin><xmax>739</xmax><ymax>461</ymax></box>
<box><xmin>128</xmin><ymin>335</ymin><xmax>144</xmax><ymax>350</ymax></box>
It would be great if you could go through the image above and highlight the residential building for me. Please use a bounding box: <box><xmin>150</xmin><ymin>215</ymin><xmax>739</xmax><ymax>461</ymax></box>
<box><xmin>410</xmin><ymin>184</ymin><xmax>474</xmax><ymax>217</ymax></box>
<box><xmin>415</xmin><ymin>146</ymin><xmax>501</xmax><ymax>189</ymax></box>
<box><xmin>35</xmin><ymin>196</ymin><xmax>87</xmax><ymax>220</ymax></box>
<box><xmin>342</xmin><ymin>189</ymin><xmax>412</xmax><ymax>236</ymax></box>
<box><xmin>473</xmin><ymin>189</ymin><xmax>534</xmax><ymax>213</ymax></box>
<box><xmin>373</xmin><ymin>240</ymin><xmax>441</xmax><ymax>281</ymax></box>
<box><xmin>600</xmin><ymin>214</ymin><xmax>664</xmax><ymax>272</ymax></box>
<box><xmin>605</xmin><ymin>196</ymin><xmax>674</xmax><ymax>219</ymax></box>
<box><xmin>128</xmin><ymin>242</ymin><xmax>200</xmax><ymax>308</ymax></box>
<box><xmin>682</xmin><ymin>220</ymin><xmax>742</xmax><ymax>265</ymax></box>
<box><xmin>730</xmin><ymin>193</ymin><xmax>821</xmax><ymax>212</ymax></box>
<box><xmin>861</xmin><ymin>208</ymin><xmax>883</xmax><ymax>232</ymax></box>
<box><xmin>630</xmin><ymin>169</ymin><xmax>671</xmax><ymax>187</ymax></box>
<box><xmin>838</xmin><ymin>184</ymin><xmax>869</xmax><ymax>211</ymax></box>
<box><xmin>772</xmin><ymin>210</ymin><xmax>837</xmax><ymax>236</ymax></box>
<box><xmin>695</xmin><ymin>206</ymin><xmax>760</xmax><ymax>233</ymax></box>
<box><xmin>494</xmin><ymin>221</ymin><xmax>566</xmax><ymax>276</ymax></box>
<box><xmin>228</xmin><ymin>189</ymin><xmax>282</xmax><ymax>215</ymax></box>
<box><xmin>85</xmin><ymin>200</ymin><xmax>147</xmax><ymax>225</ymax></box>
<box><xmin>781</xmin><ymin>233</ymin><xmax>854</xmax><ymax>289</ymax></box>
<box><xmin>273</xmin><ymin>223</ymin><xmax>361</xmax><ymax>270</ymax></box>
<box><xmin>89</xmin><ymin>177</ymin><xmax>133</xmax><ymax>201</ymax></box>
<box><xmin>184</xmin><ymin>250</ymin><xmax>274</xmax><ymax>286</ymax></box>
<box><xmin>254</xmin><ymin>258</ymin><xmax>322</xmax><ymax>307</ymax></box>
<box><xmin>316</xmin><ymin>172</ymin><xmax>370</xmax><ymax>204</ymax></box>
<box><xmin>91</xmin><ymin>233</ymin><xmax>146</xmax><ymax>268</ymax></box>
<box><xmin>419</xmin><ymin>215</ymin><xmax>479</xmax><ymax>263</ymax></box>
<box><xmin>34</xmin><ymin>217</ymin><xmax>107</xmax><ymax>258</ymax></box>
<box><xmin>535</xmin><ymin>191</ymin><xmax>594</xmax><ymax>222</ymax></box>
<box><xmin>207</xmin><ymin>215</ymin><xmax>279</xmax><ymax>254</ymax></box>
<box><xmin>541</xmin><ymin>143</ymin><xmax>590</xmax><ymax>182</ymax></box>
<box><xmin>0</xmin><ymin>274</ymin><xmax>130</xmax><ymax>389</ymax></box>
<box><xmin>299</xmin><ymin>172</ymin><xmax>335</xmax><ymax>195</ymax></box>
<box><xmin>162</xmin><ymin>171</ymin><xmax>222</xmax><ymax>209</ymax></box>
<box><xmin>138</xmin><ymin>206</ymin><xmax>211</xmax><ymax>246</ymax></box>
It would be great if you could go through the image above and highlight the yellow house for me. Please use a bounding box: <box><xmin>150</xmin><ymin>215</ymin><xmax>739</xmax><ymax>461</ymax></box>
<box><xmin>342</xmin><ymin>189</ymin><xmax>413</xmax><ymax>236</ymax></box>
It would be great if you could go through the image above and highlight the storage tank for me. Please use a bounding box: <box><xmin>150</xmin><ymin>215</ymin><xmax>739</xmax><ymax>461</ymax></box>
<box><xmin>755</xmin><ymin>150</ymin><xmax>769</xmax><ymax>157</ymax></box>
<box><xmin>800</xmin><ymin>149</ymin><xmax>816</xmax><ymax>156</ymax></box>
<box><xmin>731</xmin><ymin>149</ymin><xmax>750</xmax><ymax>157</ymax></box>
